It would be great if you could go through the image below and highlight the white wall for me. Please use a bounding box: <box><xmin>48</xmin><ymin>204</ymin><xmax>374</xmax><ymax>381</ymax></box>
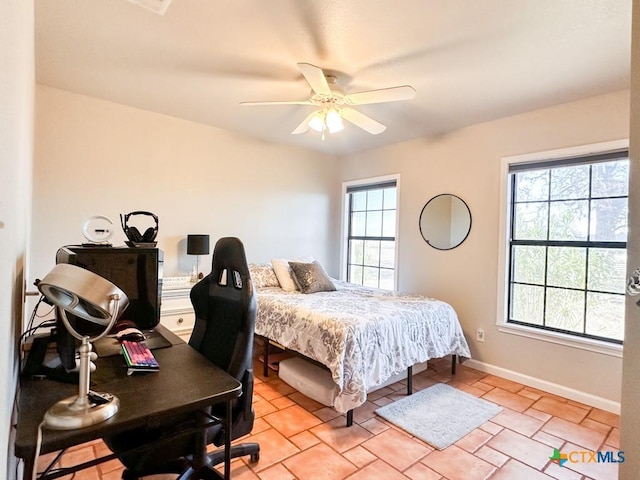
<box><xmin>32</xmin><ymin>86</ymin><xmax>341</xmax><ymax>285</ymax></box>
<box><xmin>620</xmin><ymin>0</ymin><xmax>640</xmax><ymax>476</ymax></box>
<box><xmin>1</xmin><ymin>1</ymin><xmax>34</xmax><ymax>478</ymax></box>
<box><xmin>341</xmin><ymin>90</ymin><xmax>630</xmax><ymax>407</ymax></box>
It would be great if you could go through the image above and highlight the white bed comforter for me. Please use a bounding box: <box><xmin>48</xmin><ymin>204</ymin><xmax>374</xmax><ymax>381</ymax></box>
<box><xmin>254</xmin><ymin>280</ymin><xmax>471</xmax><ymax>413</ymax></box>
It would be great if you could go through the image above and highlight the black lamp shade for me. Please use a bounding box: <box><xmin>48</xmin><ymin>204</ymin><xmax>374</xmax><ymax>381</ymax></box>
<box><xmin>187</xmin><ymin>235</ymin><xmax>210</xmax><ymax>255</ymax></box>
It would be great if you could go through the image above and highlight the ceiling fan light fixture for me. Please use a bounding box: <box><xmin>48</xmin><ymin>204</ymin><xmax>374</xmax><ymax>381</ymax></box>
<box><xmin>309</xmin><ymin>111</ymin><xmax>326</xmax><ymax>132</ymax></box>
<box><xmin>326</xmin><ymin>109</ymin><xmax>344</xmax><ymax>133</ymax></box>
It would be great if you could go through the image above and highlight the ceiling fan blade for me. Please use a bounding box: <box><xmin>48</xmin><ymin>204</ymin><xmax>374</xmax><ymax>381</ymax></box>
<box><xmin>291</xmin><ymin>111</ymin><xmax>317</xmax><ymax>134</ymax></box>
<box><xmin>297</xmin><ymin>62</ymin><xmax>331</xmax><ymax>96</ymax></box>
<box><xmin>345</xmin><ymin>85</ymin><xmax>416</xmax><ymax>105</ymax></box>
<box><xmin>240</xmin><ymin>100</ymin><xmax>314</xmax><ymax>106</ymax></box>
<box><xmin>340</xmin><ymin>107</ymin><xmax>386</xmax><ymax>135</ymax></box>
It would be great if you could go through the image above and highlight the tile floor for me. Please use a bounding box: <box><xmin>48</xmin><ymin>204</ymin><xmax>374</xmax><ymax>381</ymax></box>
<box><xmin>35</xmin><ymin>357</ymin><xmax>621</xmax><ymax>480</ymax></box>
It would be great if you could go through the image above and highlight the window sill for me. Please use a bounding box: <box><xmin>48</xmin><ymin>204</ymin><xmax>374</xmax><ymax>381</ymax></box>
<box><xmin>497</xmin><ymin>322</ymin><xmax>623</xmax><ymax>358</ymax></box>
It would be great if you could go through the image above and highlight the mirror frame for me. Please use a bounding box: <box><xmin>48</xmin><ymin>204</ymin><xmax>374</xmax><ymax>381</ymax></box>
<box><xmin>419</xmin><ymin>193</ymin><xmax>472</xmax><ymax>250</ymax></box>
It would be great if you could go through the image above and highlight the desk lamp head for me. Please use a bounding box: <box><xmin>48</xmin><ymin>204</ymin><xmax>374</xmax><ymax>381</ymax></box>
<box><xmin>37</xmin><ymin>264</ymin><xmax>129</xmax><ymax>430</ymax></box>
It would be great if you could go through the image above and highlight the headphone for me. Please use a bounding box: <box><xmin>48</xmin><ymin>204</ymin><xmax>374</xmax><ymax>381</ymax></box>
<box><xmin>120</xmin><ymin>211</ymin><xmax>159</xmax><ymax>244</ymax></box>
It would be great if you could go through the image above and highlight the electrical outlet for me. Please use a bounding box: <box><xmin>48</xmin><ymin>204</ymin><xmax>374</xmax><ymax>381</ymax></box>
<box><xmin>476</xmin><ymin>329</ymin><xmax>485</xmax><ymax>342</ymax></box>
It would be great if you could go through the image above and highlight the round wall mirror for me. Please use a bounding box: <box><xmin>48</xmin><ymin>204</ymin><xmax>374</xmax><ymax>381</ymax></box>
<box><xmin>419</xmin><ymin>194</ymin><xmax>472</xmax><ymax>250</ymax></box>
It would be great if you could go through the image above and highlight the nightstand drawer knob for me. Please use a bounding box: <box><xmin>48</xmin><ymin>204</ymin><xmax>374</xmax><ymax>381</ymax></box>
<box><xmin>178</xmin><ymin>317</ymin><xmax>184</xmax><ymax>324</ymax></box>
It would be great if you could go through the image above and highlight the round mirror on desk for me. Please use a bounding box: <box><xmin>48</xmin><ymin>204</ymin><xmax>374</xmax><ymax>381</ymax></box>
<box><xmin>419</xmin><ymin>194</ymin><xmax>472</xmax><ymax>250</ymax></box>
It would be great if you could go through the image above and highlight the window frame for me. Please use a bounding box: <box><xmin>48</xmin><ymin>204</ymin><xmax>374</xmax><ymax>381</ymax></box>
<box><xmin>341</xmin><ymin>174</ymin><xmax>400</xmax><ymax>290</ymax></box>
<box><xmin>496</xmin><ymin>140</ymin><xmax>628</xmax><ymax>357</ymax></box>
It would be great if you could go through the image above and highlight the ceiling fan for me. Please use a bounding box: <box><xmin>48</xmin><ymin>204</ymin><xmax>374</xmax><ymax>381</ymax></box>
<box><xmin>240</xmin><ymin>63</ymin><xmax>416</xmax><ymax>138</ymax></box>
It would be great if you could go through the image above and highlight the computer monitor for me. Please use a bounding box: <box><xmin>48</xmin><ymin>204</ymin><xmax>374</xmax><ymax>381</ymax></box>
<box><xmin>55</xmin><ymin>246</ymin><xmax>163</xmax><ymax>330</ymax></box>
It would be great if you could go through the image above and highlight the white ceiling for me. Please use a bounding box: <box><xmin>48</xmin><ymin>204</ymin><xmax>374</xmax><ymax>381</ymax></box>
<box><xmin>35</xmin><ymin>0</ymin><xmax>632</xmax><ymax>155</ymax></box>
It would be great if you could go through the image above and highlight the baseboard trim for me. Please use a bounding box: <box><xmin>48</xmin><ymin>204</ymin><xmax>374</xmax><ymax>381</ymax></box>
<box><xmin>464</xmin><ymin>358</ymin><xmax>621</xmax><ymax>415</ymax></box>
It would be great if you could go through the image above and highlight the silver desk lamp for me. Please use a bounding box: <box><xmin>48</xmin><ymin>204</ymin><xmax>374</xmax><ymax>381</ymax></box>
<box><xmin>37</xmin><ymin>264</ymin><xmax>129</xmax><ymax>430</ymax></box>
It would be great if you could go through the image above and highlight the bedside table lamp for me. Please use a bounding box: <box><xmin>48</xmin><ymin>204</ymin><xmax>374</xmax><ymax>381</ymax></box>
<box><xmin>187</xmin><ymin>234</ymin><xmax>210</xmax><ymax>281</ymax></box>
<box><xmin>36</xmin><ymin>264</ymin><xmax>129</xmax><ymax>429</ymax></box>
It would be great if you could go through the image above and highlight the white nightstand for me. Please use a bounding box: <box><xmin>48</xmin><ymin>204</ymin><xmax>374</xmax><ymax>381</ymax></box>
<box><xmin>160</xmin><ymin>281</ymin><xmax>195</xmax><ymax>343</ymax></box>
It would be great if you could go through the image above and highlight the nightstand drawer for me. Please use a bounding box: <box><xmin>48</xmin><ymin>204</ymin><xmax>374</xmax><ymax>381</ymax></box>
<box><xmin>160</xmin><ymin>311</ymin><xmax>195</xmax><ymax>332</ymax></box>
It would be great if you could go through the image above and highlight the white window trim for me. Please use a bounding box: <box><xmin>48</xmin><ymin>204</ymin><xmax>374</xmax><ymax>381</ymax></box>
<box><xmin>496</xmin><ymin>140</ymin><xmax>629</xmax><ymax>358</ymax></box>
<box><xmin>340</xmin><ymin>174</ymin><xmax>401</xmax><ymax>290</ymax></box>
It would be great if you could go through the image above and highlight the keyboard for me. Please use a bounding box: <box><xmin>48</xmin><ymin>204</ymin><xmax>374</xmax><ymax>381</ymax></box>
<box><xmin>121</xmin><ymin>340</ymin><xmax>159</xmax><ymax>375</ymax></box>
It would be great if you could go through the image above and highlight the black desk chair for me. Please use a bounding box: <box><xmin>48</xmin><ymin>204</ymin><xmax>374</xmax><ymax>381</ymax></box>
<box><xmin>104</xmin><ymin>237</ymin><xmax>260</xmax><ymax>479</ymax></box>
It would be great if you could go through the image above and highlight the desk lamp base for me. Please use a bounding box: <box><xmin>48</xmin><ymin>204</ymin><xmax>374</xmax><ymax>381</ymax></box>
<box><xmin>44</xmin><ymin>393</ymin><xmax>119</xmax><ymax>430</ymax></box>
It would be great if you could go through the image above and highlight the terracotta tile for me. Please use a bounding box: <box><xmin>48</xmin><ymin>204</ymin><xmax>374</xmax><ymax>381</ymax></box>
<box><xmin>282</xmin><ymin>443</ymin><xmax>357</xmax><ymax>480</ymax></box>
<box><xmin>287</xmin><ymin>391</ymin><xmax>326</xmax><ymax>412</ymax></box>
<box><xmin>263</xmin><ymin>404</ymin><xmax>322</xmax><ymax>437</ymax></box>
<box><xmin>524</xmin><ymin>407</ymin><xmax>553</xmax><ymax>422</ymax></box>
<box><xmin>345</xmin><ymin>459</ymin><xmax>409</xmax><ymax>480</ymax></box>
<box><xmin>531</xmin><ymin>430</ymin><xmax>565</xmax><ymax>449</ymax></box>
<box><xmin>518</xmin><ymin>388</ymin><xmax>543</xmax><ymax>401</ymax></box>
<box><xmin>403</xmin><ymin>462</ymin><xmax>443</xmax><ymax>480</ymax></box>
<box><xmin>342</xmin><ymin>445</ymin><xmax>378</xmax><ymax>469</ymax></box>
<box><xmin>559</xmin><ymin>442</ymin><xmax>620</xmax><ymax>480</ymax></box>
<box><xmin>100</xmin><ymin>469</ymin><xmax>129</xmax><ymax>480</ymax></box>
<box><xmin>446</xmin><ymin>381</ymin><xmax>487</xmax><ymax>398</ymax></box>
<box><xmin>353</xmin><ymin>400</ymin><xmax>381</xmax><ymax>424</ymax></box>
<box><xmin>487</xmin><ymin>428</ymin><xmax>553</xmax><ymax>470</ymax></box>
<box><xmin>361</xmin><ymin>428</ymin><xmax>431</xmax><ymax>471</ymax></box>
<box><xmin>372</xmin><ymin>395</ymin><xmax>394</xmax><ymax>407</ymax></box>
<box><xmin>288</xmin><ymin>430</ymin><xmax>321</xmax><ymax>451</ymax></box>
<box><xmin>474</xmin><ymin>445</ymin><xmax>509</xmax><ymax>467</ymax></box>
<box><xmin>491</xmin><ymin>408</ymin><xmax>544</xmax><ymax>436</ymax></box>
<box><xmin>605</xmin><ymin>427</ymin><xmax>620</xmax><ymax>449</ymax></box>
<box><xmin>420</xmin><ymin>445</ymin><xmax>495</xmax><ymax>480</ymax></box>
<box><xmin>580</xmin><ymin>417</ymin><xmax>613</xmax><ymax>435</ymax></box>
<box><xmin>478</xmin><ymin>421</ymin><xmax>503</xmax><ymax>435</ymax></box>
<box><xmin>482</xmin><ymin>387</ymin><xmax>534</xmax><ymax>412</ymax></box>
<box><xmin>522</xmin><ymin>387</ymin><xmax>569</xmax><ymax>403</ymax></box>
<box><xmin>450</xmin><ymin>365</ymin><xmax>487</xmax><ymax>385</ymax></box>
<box><xmin>359</xmin><ymin>416</ymin><xmax>390</xmax><ymax>435</ymax></box>
<box><xmin>411</xmin><ymin>375</ymin><xmax>438</xmax><ymax>391</ymax></box>
<box><xmin>470</xmin><ymin>381</ymin><xmax>495</xmax><ymax>393</ymax></box>
<box><xmin>367</xmin><ymin>386</ymin><xmax>395</xmax><ymax>401</ymax></box>
<box><xmin>531</xmin><ymin>397</ymin><xmax>589</xmax><ymax>424</ymax></box>
<box><xmin>258</xmin><ymin>463</ymin><xmax>295</xmax><ymax>480</ymax></box>
<box><xmin>220</xmin><ymin>460</ymin><xmax>261</xmax><ymax>480</ymax></box>
<box><xmin>271</xmin><ymin>395</ymin><xmax>296</xmax><ymax>410</ymax></box>
<box><xmin>544</xmin><ymin>461</ymin><xmax>584</xmax><ymax>480</ymax></box>
<box><xmin>490</xmin><ymin>459</ymin><xmax>551</xmax><ymax>479</ymax></box>
<box><xmin>240</xmin><ymin>428</ymin><xmax>299</xmax><ymax>472</ymax></box>
<box><xmin>479</xmin><ymin>374</ymin><xmax>524</xmax><ymax>393</ymax></box>
<box><xmin>313</xmin><ymin>406</ymin><xmax>342</xmax><ymax>422</ymax></box>
<box><xmin>454</xmin><ymin>428</ymin><xmax>492</xmax><ymax>453</ymax></box>
<box><xmin>541</xmin><ymin>417</ymin><xmax>606</xmax><ymax>451</ymax></box>
<box><xmin>586</xmin><ymin>408</ymin><xmax>620</xmax><ymax>429</ymax></box>
<box><xmin>253</xmin><ymin>397</ymin><xmax>278</xmax><ymax>418</ymax></box>
<box><xmin>254</xmin><ymin>378</ymin><xmax>295</xmax><ymax>401</ymax></box>
<box><xmin>251</xmin><ymin>417</ymin><xmax>271</xmax><ymax>434</ymax></box>
<box><xmin>310</xmin><ymin>416</ymin><xmax>373</xmax><ymax>453</ymax></box>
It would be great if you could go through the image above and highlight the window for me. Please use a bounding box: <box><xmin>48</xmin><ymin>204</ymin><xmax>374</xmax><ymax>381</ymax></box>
<box><xmin>506</xmin><ymin>150</ymin><xmax>629</xmax><ymax>344</ymax></box>
<box><xmin>344</xmin><ymin>178</ymin><xmax>398</xmax><ymax>290</ymax></box>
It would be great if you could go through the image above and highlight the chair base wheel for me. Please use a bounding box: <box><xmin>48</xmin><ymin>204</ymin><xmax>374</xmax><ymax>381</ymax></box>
<box><xmin>250</xmin><ymin>452</ymin><xmax>260</xmax><ymax>462</ymax></box>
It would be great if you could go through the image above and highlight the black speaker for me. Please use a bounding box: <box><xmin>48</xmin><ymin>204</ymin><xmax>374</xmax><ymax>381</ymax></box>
<box><xmin>120</xmin><ymin>211</ymin><xmax>159</xmax><ymax>245</ymax></box>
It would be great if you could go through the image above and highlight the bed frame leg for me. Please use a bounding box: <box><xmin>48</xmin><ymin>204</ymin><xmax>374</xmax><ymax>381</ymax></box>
<box><xmin>407</xmin><ymin>365</ymin><xmax>413</xmax><ymax>395</ymax></box>
<box><xmin>263</xmin><ymin>338</ymin><xmax>269</xmax><ymax>378</ymax></box>
<box><xmin>346</xmin><ymin>410</ymin><xmax>353</xmax><ymax>427</ymax></box>
<box><xmin>451</xmin><ymin>354</ymin><xmax>457</xmax><ymax>375</ymax></box>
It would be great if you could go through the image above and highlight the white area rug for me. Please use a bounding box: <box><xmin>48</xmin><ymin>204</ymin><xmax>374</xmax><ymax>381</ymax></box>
<box><xmin>375</xmin><ymin>383</ymin><xmax>502</xmax><ymax>450</ymax></box>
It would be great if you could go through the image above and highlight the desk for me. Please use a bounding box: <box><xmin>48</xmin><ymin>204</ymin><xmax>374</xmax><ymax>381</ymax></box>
<box><xmin>15</xmin><ymin>325</ymin><xmax>241</xmax><ymax>480</ymax></box>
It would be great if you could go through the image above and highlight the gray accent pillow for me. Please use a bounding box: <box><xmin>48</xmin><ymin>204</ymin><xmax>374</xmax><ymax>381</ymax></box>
<box><xmin>288</xmin><ymin>261</ymin><xmax>336</xmax><ymax>294</ymax></box>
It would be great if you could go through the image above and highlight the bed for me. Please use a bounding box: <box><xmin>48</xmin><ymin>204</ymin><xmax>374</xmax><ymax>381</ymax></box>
<box><xmin>250</xmin><ymin>262</ymin><xmax>471</xmax><ymax>415</ymax></box>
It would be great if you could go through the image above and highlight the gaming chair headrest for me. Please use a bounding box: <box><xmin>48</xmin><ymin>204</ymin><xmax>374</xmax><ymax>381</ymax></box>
<box><xmin>209</xmin><ymin>237</ymin><xmax>250</xmax><ymax>287</ymax></box>
<box><xmin>120</xmin><ymin>211</ymin><xmax>159</xmax><ymax>244</ymax></box>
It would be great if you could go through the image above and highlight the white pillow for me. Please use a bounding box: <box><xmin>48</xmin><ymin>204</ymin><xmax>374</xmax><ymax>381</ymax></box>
<box><xmin>271</xmin><ymin>256</ymin><xmax>314</xmax><ymax>292</ymax></box>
